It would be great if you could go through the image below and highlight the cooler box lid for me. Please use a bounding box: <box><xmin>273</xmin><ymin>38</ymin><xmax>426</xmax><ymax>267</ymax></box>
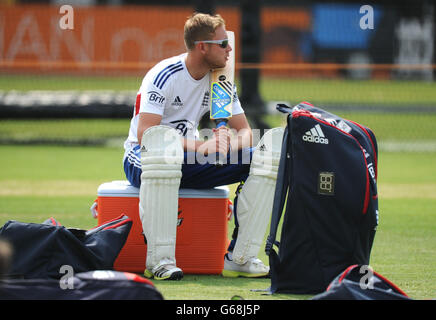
<box><xmin>97</xmin><ymin>180</ymin><xmax>229</xmax><ymax>199</ymax></box>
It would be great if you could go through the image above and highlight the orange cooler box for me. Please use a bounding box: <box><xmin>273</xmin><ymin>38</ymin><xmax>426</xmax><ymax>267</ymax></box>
<box><xmin>95</xmin><ymin>180</ymin><xmax>230</xmax><ymax>274</ymax></box>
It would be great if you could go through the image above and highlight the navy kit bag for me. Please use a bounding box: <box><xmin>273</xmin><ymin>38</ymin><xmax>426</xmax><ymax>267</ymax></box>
<box><xmin>265</xmin><ymin>102</ymin><xmax>379</xmax><ymax>294</ymax></box>
<box><xmin>311</xmin><ymin>264</ymin><xmax>410</xmax><ymax>300</ymax></box>
<box><xmin>0</xmin><ymin>270</ymin><xmax>163</xmax><ymax>300</ymax></box>
<box><xmin>0</xmin><ymin>214</ymin><xmax>132</xmax><ymax>279</ymax></box>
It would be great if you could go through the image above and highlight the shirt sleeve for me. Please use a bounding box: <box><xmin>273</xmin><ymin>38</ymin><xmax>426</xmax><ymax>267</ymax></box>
<box><xmin>232</xmin><ymin>85</ymin><xmax>244</xmax><ymax>116</ymax></box>
<box><xmin>138</xmin><ymin>79</ymin><xmax>168</xmax><ymax>116</ymax></box>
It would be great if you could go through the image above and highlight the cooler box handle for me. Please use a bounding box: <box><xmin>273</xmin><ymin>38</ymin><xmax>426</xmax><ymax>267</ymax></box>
<box><xmin>90</xmin><ymin>200</ymin><xmax>98</xmax><ymax>219</ymax></box>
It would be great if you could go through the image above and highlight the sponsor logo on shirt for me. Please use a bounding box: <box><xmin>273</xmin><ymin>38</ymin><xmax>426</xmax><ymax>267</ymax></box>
<box><xmin>170</xmin><ymin>119</ymin><xmax>193</xmax><ymax>137</ymax></box>
<box><xmin>171</xmin><ymin>96</ymin><xmax>183</xmax><ymax>108</ymax></box>
<box><xmin>147</xmin><ymin>91</ymin><xmax>165</xmax><ymax>106</ymax></box>
<box><xmin>202</xmin><ymin>92</ymin><xmax>210</xmax><ymax>108</ymax></box>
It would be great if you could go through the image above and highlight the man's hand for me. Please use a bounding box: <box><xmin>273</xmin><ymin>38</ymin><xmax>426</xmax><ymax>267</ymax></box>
<box><xmin>197</xmin><ymin>126</ymin><xmax>231</xmax><ymax>156</ymax></box>
<box><xmin>214</xmin><ymin>126</ymin><xmax>231</xmax><ymax>157</ymax></box>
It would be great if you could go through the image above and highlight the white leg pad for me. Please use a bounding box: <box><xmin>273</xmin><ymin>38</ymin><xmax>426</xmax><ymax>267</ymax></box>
<box><xmin>232</xmin><ymin>127</ymin><xmax>285</xmax><ymax>264</ymax></box>
<box><xmin>139</xmin><ymin>125</ymin><xmax>184</xmax><ymax>270</ymax></box>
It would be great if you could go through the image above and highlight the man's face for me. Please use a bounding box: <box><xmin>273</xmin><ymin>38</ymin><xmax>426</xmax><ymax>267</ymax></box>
<box><xmin>204</xmin><ymin>25</ymin><xmax>232</xmax><ymax>69</ymax></box>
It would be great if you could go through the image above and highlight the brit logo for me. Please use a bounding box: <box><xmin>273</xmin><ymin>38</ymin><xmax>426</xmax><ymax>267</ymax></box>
<box><xmin>302</xmin><ymin>124</ymin><xmax>329</xmax><ymax>144</ymax></box>
<box><xmin>147</xmin><ymin>91</ymin><xmax>165</xmax><ymax>106</ymax></box>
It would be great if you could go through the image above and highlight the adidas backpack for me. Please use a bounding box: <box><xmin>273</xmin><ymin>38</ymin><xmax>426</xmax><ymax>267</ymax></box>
<box><xmin>266</xmin><ymin>102</ymin><xmax>379</xmax><ymax>294</ymax></box>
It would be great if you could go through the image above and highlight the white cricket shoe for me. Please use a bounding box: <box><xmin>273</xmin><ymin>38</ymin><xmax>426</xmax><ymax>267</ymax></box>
<box><xmin>144</xmin><ymin>258</ymin><xmax>183</xmax><ymax>280</ymax></box>
<box><xmin>222</xmin><ymin>253</ymin><xmax>269</xmax><ymax>278</ymax></box>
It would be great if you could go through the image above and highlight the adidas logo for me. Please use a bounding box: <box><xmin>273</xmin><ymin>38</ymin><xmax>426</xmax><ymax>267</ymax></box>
<box><xmin>172</xmin><ymin>96</ymin><xmax>183</xmax><ymax>107</ymax></box>
<box><xmin>259</xmin><ymin>144</ymin><xmax>267</xmax><ymax>151</ymax></box>
<box><xmin>302</xmin><ymin>124</ymin><xmax>329</xmax><ymax>144</ymax></box>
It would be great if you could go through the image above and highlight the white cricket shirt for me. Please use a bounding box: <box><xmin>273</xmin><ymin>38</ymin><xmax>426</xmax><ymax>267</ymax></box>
<box><xmin>123</xmin><ymin>53</ymin><xmax>244</xmax><ymax>159</ymax></box>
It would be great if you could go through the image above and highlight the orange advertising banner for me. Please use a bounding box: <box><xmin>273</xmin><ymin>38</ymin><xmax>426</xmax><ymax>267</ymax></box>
<box><xmin>0</xmin><ymin>5</ymin><xmax>310</xmax><ymax>75</ymax></box>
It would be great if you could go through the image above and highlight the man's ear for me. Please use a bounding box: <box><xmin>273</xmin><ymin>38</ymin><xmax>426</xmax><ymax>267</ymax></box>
<box><xmin>198</xmin><ymin>42</ymin><xmax>208</xmax><ymax>54</ymax></box>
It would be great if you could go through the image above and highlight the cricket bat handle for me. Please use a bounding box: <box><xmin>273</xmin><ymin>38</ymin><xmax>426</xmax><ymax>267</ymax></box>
<box><xmin>215</xmin><ymin>119</ymin><xmax>229</xmax><ymax>166</ymax></box>
<box><xmin>215</xmin><ymin>120</ymin><xmax>228</xmax><ymax>129</ymax></box>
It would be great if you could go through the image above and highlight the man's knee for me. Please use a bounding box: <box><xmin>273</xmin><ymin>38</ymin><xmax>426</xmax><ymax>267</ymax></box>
<box><xmin>124</xmin><ymin>157</ymin><xmax>141</xmax><ymax>188</ymax></box>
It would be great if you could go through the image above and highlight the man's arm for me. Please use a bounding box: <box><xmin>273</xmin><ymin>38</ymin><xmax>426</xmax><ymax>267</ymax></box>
<box><xmin>137</xmin><ymin>113</ymin><xmax>162</xmax><ymax>146</ymax></box>
<box><xmin>137</xmin><ymin>113</ymin><xmax>207</xmax><ymax>152</ymax></box>
<box><xmin>228</xmin><ymin>113</ymin><xmax>253</xmax><ymax>150</ymax></box>
<box><xmin>137</xmin><ymin>112</ymin><xmax>251</xmax><ymax>154</ymax></box>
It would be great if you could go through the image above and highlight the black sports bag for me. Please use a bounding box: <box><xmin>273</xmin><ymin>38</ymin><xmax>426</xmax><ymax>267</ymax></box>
<box><xmin>266</xmin><ymin>102</ymin><xmax>379</xmax><ymax>294</ymax></box>
<box><xmin>311</xmin><ymin>264</ymin><xmax>410</xmax><ymax>300</ymax></box>
<box><xmin>0</xmin><ymin>214</ymin><xmax>132</xmax><ymax>279</ymax></box>
<box><xmin>0</xmin><ymin>270</ymin><xmax>163</xmax><ymax>300</ymax></box>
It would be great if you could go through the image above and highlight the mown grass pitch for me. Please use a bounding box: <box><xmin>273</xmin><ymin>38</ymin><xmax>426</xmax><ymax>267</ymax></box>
<box><xmin>2</xmin><ymin>74</ymin><xmax>436</xmax><ymax>107</ymax></box>
<box><xmin>0</xmin><ymin>143</ymin><xmax>435</xmax><ymax>300</ymax></box>
<box><xmin>0</xmin><ymin>74</ymin><xmax>435</xmax><ymax>299</ymax></box>
<box><xmin>2</xmin><ymin>112</ymin><xmax>436</xmax><ymax>144</ymax></box>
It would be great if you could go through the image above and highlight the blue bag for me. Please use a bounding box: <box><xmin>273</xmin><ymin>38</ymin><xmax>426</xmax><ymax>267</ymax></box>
<box><xmin>0</xmin><ymin>214</ymin><xmax>132</xmax><ymax>279</ymax></box>
<box><xmin>0</xmin><ymin>270</ymin><xmax>163</xmax><ymax>300</ymax></box>
<box><xmin>311</xmin><ymin>264</ymin><xmax>410</xmax><ymax>300</ymax></box>
<box><xmin>266</xmin><ymin>102</ymin><xmax>379</xmax><ymax>294</ymax></box>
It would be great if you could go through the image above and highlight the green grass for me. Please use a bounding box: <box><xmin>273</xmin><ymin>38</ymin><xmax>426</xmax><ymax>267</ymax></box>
<box><xmin>0</xmin><ymin>145</ymin><xmax>125</xmax><ymax>181</ymax></box>
<box><xmin>2</xmin><ymin>112</ymin><xmax>436</xmax><ymax>147</ymax></box>
<box><xmin>0</xmin><ymin>119</ymin><xmax>130</xmax><ymax>142</ymax></box>
<box><xmin>2</xmin><ymin>74</ymin><xmax>436</xmax><ymax>107</ymax></box>
<box><xmin>0</xmin><ymin>143</ymin><xmax>435</xmax><ymax>300</ymax></box>
<box><xmin>0</xmin><ymin>119</ymin><xmax>130</xmax><ymax>148</ymax></box>
<box><xmin>0</xmin><ymin>74</ymin><xmax>143</xmax><ymax>91</ymax></box>
<box><xmin>371</xmin><ymin>198</ymin><xmax>436</xmax><ymax>299</ymax></box>
<box><xmin>260</xmin><ymin>78</ymin><xmax>436</xmax><ymax>107</ymax></box>
<box><xmin>0</xmin><ymin>196</ymin><xmax>97</xmax><ymax>230</ymax></box>
<box><xmin>0</xmin><ymin>74</ymin><xmax>435</xmax><ymax>300</ymax></box>
<box><xmin>265</xmin><ymin>112</ymin><xmax>436</xmax><ymax>142</ymax></box>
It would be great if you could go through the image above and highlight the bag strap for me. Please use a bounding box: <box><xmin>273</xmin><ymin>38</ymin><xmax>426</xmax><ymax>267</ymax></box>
<box><xmin>265</xmin><ymin>121</ymin><xmax>290</xmax><ymax>256</ymax></box>
<box><xmin>276</xmin><ymin>103</ymin><xmax>293</xmax><ymax>114</ymax></box>
<box><xmin>85</xmin><ymin>214</ymin><xmax>132</xmax><ymax>236</ymax></box>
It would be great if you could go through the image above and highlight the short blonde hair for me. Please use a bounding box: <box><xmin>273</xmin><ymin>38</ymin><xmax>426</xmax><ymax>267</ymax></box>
<box><xmin>184</xmin><ymin>13</ymin><xmax>226</xmax><ymax>50</ymax></box>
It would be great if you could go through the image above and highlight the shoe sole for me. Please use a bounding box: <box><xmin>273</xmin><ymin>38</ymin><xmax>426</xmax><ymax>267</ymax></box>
<box><xmin>144</xmin><ymin>269</ymin><xmax>183</xmax><ymax>281</ymax></box>
<box><xmin>221</xmin><ymin>269</ymin><xmax>269</xmax><ymax>278</ymax></box>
